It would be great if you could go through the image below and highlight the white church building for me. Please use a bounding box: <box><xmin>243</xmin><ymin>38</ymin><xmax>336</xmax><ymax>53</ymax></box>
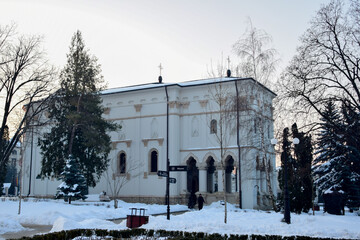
<box><xmin>21</xmin><ymin>75</ymin><xmax>277</xmax><ymax>210</ymax></box>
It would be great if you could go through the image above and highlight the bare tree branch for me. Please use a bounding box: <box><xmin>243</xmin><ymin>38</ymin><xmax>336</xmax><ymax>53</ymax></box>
<box><xmin>0</xmin><ymin>25</ymin><xmax>56</xmax><ymax>184</ymax></box>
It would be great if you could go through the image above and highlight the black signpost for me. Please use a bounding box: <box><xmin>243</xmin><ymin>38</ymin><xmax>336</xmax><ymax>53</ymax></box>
<box><xmin>157</xmin><ymin>171</ymin><xmax>176</xmax><ymax>183</ymax></box>
<box><xmin>158</xmin><ymin>165</ymin><xmax>186</xmax><ymax>220</ymax></box>
<box><xmin>157</xmin><ymin>170</ymin><xmax>168</xmax><ymax>178</ymax></box>
<box><xmin>169</xmin><ymin>165</ymin><xmax>187</xmax><ymax>172</ymax></box>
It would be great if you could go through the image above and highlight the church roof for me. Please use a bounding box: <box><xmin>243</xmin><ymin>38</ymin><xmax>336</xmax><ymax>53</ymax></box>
<box><xmin>100</xmin><ymin>77</ymin><xmax>276</xmax><ymax>96</ymax></box>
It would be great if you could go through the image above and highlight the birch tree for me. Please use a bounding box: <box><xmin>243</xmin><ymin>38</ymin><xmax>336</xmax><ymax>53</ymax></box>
<box><xmin>232</xmin><ymin>21</ymin><xmax>279</xmax><ymax>210</ymax></box>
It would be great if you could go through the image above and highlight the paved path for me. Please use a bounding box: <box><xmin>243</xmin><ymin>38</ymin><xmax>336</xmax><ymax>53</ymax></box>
<box><xmin>0</xmin><ymin>224</ymin><xmax>52</xmax><ymax>240</ymax></box>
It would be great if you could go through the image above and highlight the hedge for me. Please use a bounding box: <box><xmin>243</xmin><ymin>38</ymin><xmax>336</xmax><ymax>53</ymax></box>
<box><xmin>13</xmin><ymin>228</ymin><xmax>355</xmax><ymax>240</ymax></box>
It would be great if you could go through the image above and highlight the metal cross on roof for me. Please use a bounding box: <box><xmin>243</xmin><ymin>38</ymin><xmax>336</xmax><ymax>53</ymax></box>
<box><xmin>158</xmin><ymin>63</ymin><xmax>163</xmax><ymax>76</ymax></box>
<box><xmin>227</xmin><ymin>56</ymin><xmax>231</xmax><ymax>69</ymax></box>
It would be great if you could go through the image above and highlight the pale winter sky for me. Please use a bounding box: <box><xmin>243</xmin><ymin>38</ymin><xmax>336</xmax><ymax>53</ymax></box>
<box><xmin>1</xmin><ymin>0</ymin><xmax>329</xmax><ymax>89</ymax></box>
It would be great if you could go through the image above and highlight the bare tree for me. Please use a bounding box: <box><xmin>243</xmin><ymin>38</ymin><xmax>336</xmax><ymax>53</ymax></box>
<box><xmin>0</xmin><ymin>24</ymin><xmax>55</xmax><ymax>192</ymax></box>
<box><xmin>207</xmin><ymin>79</ymin><xmax>233</xmax><ymax>223</ymax></box>
<box><xmin>105</xmin><ymin>155</ymin><xmax>141</xmax><ymax>209</ymax></box>
<box><xmin>276</xmin><ymin>0</ymin><xmax>360</xmax><ymax>129</ymax></box>
<box><xmin>232</xmin><ymin>21</ymin><xmax>279</xmax><ymax>210</ymax></box>
<box><xmin>232</xmin><ymin>18</ymin><xmax>279</xmax><ymax>87</ymax></box>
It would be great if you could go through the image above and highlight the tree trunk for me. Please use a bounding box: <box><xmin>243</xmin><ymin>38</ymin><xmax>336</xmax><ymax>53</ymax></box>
<box><xmin>68</xmin><ymin>95</ymin><xmax>82</xmax><ymax>155</ymax></box>
<box><xmin>222</xmin><ymin>169</ymin><xmax>227</xmax><ymax>224</ymax></box>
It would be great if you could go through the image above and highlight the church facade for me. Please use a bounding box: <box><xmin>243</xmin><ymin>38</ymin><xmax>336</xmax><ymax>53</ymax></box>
<box><xmin>21</xmin><ymin>76</ymin><xmax>277</xmax><ymax>209</ymax></box>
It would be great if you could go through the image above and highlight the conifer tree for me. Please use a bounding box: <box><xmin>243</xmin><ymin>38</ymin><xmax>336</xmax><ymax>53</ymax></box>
<box><xmin>56</xmin><ymin>154</ymin><xmax>87</xmax><ymax>204</ymax></box>
<box><xmin>278</xmin><ymin>124</ymin><xmax>314</xmax><ymax>213</ymax></box>
<box><xmin>39</xmin><ymin>31</ymin><xmax>118</xmax><ymax>187</ymax></box>
<box><xmin>313</xmin><ymin>101</ymin><xmax>347</xmax><ymax>194</ymax></box>
<box><xmin>340</xmin><ymin>102</ymin><xmax>360</xmax><ymax>209</ymax></box>
<box><xmin>313</xmin><ymin>100</ymin><xmax>360</xmax><ymax>209</ymax></box>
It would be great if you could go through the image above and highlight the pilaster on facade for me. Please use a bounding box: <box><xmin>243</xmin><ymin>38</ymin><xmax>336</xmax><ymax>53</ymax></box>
<box><xmin>217</xmin><ymin>169</ymin><xmax>224</xmax><ymax>192</ymax></box>
<box><xmin>199</xmin><ymin>169</ymin><xmax>207</xmax><ymax>192</ymax></box>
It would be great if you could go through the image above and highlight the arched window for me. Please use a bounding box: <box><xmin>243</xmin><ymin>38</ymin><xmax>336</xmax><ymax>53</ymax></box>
<box><xmin>119</xmin><ymin>152</ymin><xmax>126</xmax><ymax>174</ymax></box>
<box><xmin>210</xmin><ymin>119</ymin><xmax>217</xmax><ymax>134</ymax></box>
<box><xmin>150</xmin><ymin>149</ymin><xmax>158</xmax><ymax>173</ymax></box>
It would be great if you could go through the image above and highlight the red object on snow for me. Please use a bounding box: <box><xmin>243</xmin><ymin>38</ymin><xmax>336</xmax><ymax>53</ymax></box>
<box><xmin>126</xmin><ymin>208</ymin><xmax>149</xmax><ymax>228</ymax></box>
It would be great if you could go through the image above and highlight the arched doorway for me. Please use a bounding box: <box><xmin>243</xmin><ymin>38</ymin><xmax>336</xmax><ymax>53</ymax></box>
<box><xmin>225</xmin><ymin>156</ymin><xmax>234</xmax><ymax>193</ymax></box>
<box><xmin>206</xmin><ymin>156</ymin><xmax>216</xmax><ymax>193</ymax></box>
<box><xmin>187</xmin><ymin>157</ymin><xmax>199</xmax><ymax>193</ymax></box>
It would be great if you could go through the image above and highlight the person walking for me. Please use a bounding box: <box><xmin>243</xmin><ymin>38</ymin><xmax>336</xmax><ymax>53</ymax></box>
<box><xmin>198</xmin><ymin>194</ymin><xmax>205</xmax><ymax>210</ymax></box>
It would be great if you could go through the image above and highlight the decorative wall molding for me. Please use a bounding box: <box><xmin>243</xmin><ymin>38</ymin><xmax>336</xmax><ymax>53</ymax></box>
<box><xmin>169</xmin><ymin>101</ymin><xmax>177</xmax><ymax>108</ymax></box>
<box><xmin>142</xmin><ymin>138</ymin><xmax>164</xmax><ymax>147</ymax></box>
<box><xmin>112</xmin><ymin>140</ymin><xmax>132</xmax><ymax>149</ymax></box>
<box><xmin>134</xmin><ymin>104</ymin><xmax>142</xmax><ymax>112</ymax></box>
<box><xmin>104</xmin><ymin>107</ymin><xmax>111</xmax><ymax>114</ymax></box>
<box><xmin>199</xmin><ymin>100</ymin><xmax>208</xmax><ymax>108</ymax></box>
<box><xmin>181</xmin><ymin>101</ymin><xmax>190</xmax><ymax>109</ymax></box>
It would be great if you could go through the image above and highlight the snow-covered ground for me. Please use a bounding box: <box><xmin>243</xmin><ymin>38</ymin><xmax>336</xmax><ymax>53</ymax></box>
<box><xmin>0</xmin><ymin>195</ymin><xmax>359</xmax><ymax>239</ymax></box>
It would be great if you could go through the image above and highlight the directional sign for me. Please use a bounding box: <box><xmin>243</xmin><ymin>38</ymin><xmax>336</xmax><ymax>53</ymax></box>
<box><xmin>169</xmin><ymin>177</ymin><xmax>176</xmax><ymax>184</ymax></box>
<box><xmin>169</xmin><ymin>165</ymin><xmax>187</xmax><ymax>171</ymax></box>
<box><xmin>157</xmin><ymin>170</ymin><xmax>168</xmax><ymax>177</ymax></box>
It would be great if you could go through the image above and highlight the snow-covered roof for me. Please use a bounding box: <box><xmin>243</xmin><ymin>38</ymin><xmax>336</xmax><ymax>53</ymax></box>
<box><xmin>100</xmin><ymin>77</ymin><xmax>276</xmax><ymax>96</ymax></box>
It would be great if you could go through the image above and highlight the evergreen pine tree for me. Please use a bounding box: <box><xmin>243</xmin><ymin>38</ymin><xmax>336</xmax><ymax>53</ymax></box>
<box><xmin>313</xmin><ymin>101</ymin><xmax>346</xmax><ymax>194</ymax></box>
<box><xmin>39</xmin><ymin>31</ymin><xmax>118</xmax><ymax>187</ymax></box>
<box><xmin>56</xmin><ymin>154</ymin><xmax>87</xmax><ymax>203</ymax></box>
<box><xmin>291</xmin><ymin>123</ymin><xmax>313</xmax><ymax>213</ymax></box>
<box><xmin>340</xmin><ymin>102</ymin><xmax>360</xmax><ymax>209</ymax></box>
<box><xmin>313</xmin><ymin>100</ymin><xmax>360</xmax><ymax>209</ymax></box>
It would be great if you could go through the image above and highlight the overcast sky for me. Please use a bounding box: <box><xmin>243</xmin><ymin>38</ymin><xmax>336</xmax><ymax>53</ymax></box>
<box><xmin>1</xmin><ymin>0</ymin><xmax>329</xmax><ymax>89</ymax></box>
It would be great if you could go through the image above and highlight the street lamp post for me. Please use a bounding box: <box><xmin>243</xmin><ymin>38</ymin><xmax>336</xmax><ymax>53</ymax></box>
<box><xmin>281</xmin><ymin>151</ymin><xmax>291</xmax><ymax>224</ymax></box>
<box><xmin>271</xmin><ymin>137</ymin><xmax>299</xmax><ymax>224</ymax></box>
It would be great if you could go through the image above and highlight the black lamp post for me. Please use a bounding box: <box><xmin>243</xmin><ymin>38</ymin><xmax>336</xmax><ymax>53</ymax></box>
<box><xmin>281</xmin><ymin>151</ymin><xmax>291</xmax><ymax>224</ymax></box>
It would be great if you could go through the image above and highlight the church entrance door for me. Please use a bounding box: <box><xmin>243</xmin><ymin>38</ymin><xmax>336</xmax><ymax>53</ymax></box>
<box><xmin>186</xmin><ymin>157</ymin><xmax>199</xmax><ymax>193</ymax></box>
